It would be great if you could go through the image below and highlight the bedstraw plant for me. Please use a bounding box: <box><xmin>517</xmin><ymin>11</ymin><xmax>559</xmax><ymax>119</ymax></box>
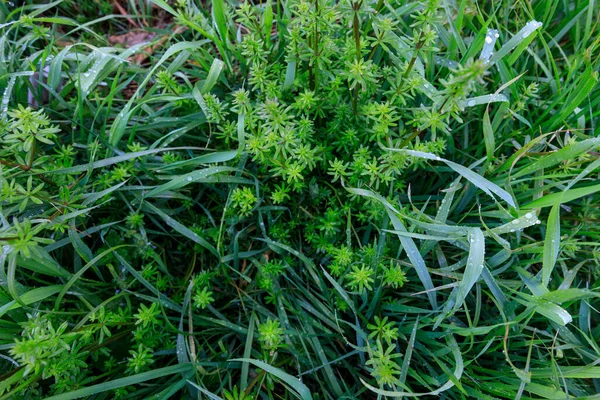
<box><xmin>0</xmin><ymin>0</ymin><xmax>599</xmax><ymax>398</ymax></box>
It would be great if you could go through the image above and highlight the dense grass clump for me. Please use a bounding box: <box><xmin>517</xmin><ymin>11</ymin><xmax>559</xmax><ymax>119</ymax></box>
<box><xmin>1</xmin><ymin>0</ymin><xmax>600</xmax><ymax>398</ymax></box>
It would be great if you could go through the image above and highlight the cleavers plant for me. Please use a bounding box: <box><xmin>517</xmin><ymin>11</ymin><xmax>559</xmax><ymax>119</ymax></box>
<box><xmin>0</xmin><ymin>0</ymin><xmax>600</xmax><ymax>398</ymax></box>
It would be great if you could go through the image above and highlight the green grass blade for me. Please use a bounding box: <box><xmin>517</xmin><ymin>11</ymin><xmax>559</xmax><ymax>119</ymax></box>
<box><xmin>542</xmin><ymin>203</ymin><xmax>560</xmax><ymax>287</ymax></box>
<box><xmin>387</xmin><ymin>148</ymin><xmax>516</xmax><ymax>208</ymax></box>
<box><xmin>229</xmin><ymin>358</ymin><xmax>312</xmax><ymax>400</ymax></box>
<box><xmin>44</xmin><ymin>364</ymin><xmax>194</xmax><ymax>400</ymax></box>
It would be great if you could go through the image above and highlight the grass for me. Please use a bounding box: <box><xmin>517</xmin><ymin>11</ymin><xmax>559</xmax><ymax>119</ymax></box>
<box><xmin>0</xmin><ymin>0</ymin><xmax>599</xmax><ymax>398</ymax></box>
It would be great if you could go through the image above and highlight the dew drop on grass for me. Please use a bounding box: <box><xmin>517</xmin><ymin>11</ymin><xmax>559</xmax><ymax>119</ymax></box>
<box><xmin>485</xmin><ymin>36</ymin><xmax>493</xmax><ymax>44</ymax></box>
<box><xmin>187</xmin><ymin>176</ymin><xmax>193</xmax><ymax>182</ymax></box>
<box><xmin>522</xmin><ymin>20</ymin><xmax>543</xmax><ymax>39</ymax></box>
<box><xmin>467</xmin><ymin>100</ymin><xmax>476</xmax><ymax>107</ymax></box>
<box><xmin>525</xmin><ymin>212</ymin><xmax>533</xmax><ymax>219</ymax></box>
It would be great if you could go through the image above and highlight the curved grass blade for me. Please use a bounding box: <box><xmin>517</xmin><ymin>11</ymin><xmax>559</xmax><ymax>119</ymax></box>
<box><xmin>384</xmin><ymin>148</ymin><xmax>516</xmax><ymax>208</ymax></box>
<box><xmin>0</xmin><ymin>284</ymin><xmax>62</xmax><ymax>317</ymax></box>
<box><xmin>346</xmin><ymin>187</ymin><xmax>437</xmax><ymax>308</ymax></box>
<box><xmin>489</xmin><ymin>21</ymin><xmax>543</xmax><ymax>65</ymax></box>
<box><xmin>511</xmin><ymin>137</ymin><xmax>600</xmax><ymax>180</ymax></box>
<box><xmin>45</xmin><ymin>147</ymin><xmax>202</xmax><ymax>175</ymax></box>
<box><xmin>44</xmin><ymin>363</ymin><xmax>194</xmax><ymax>400</ymax></box>
<box><xmin>53</xmin><ymin>245</ymin><xmax>129</xmax><ymax>310</ymax></box>
<box><xmin>143</xmin><ymin>202</ymin><xmax>219</xmax><ymax>258</ymax></box>
<box><xmin>229</xmin><ymin>358</ymin><xmax>312</xmax><ymax>400</ymax></box>
<box><xmin>455</xmin><ymin>228</ymin><xmax>485</xmax><ymax>310</ymax></box>
<box><xmin>146</xmin><ymin>166</ymin><xmax>240</xmax><ymax>198</ymax></box>
<box><xmin>542</xmin><ymin>203</ymin><xmax>560</xmax><ymax>287</ymax></box>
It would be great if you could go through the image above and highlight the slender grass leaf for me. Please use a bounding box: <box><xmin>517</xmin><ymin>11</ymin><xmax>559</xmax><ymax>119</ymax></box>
<box><xmin>229</xmin><ymin>358</ymin><xmax>312</xmax><ymax>400</ymax></box>
<box><xmin>455</xmin><ymin>228</ymin><xmax>485</xmax><ymax>310</ymax></box>
<box><xmin>146</xmin><ymin>166</ymin><xmax>239</xmax><ymax>198</ymax></box>
<box><xmin>115</xmin><ymin>253</ymin><xmax>182</xmax><ymax>312</ymax></box>
<box><xmin>157</xmin><ymin>150</ymin><xmax>237</xmax><ymax>171</ymax></box>
<box><xmin>240</xmin><ymin>314</ymin><xmax>255</xmax><ymax>391</ymax></box>
<box><xmin>143</xmin><ymin>202</ymin><xmax>219</xmax><ymax>258</ymax></box>
<box><xmin>523</xmin><ymin>183</ymin><xmax>600</xmax><ymax>209</ymax></box>
<box><xmin>489</xmin><ymin>21</ymin><xmax>543</xmax><ymax>65</ymax></box>
<box><xmin>212</xmin><ymin>0</ymin><xmax>229</xmax><ymax>45</ymax></box>
<box><xmin>511</xmin><ymin>137</ymin><xmax>600</xmax><ymax>180</ymax></box>
<box><xmin>542</xmin><ymin>203</ymin><xmax>560</xmax><ymax>287</ymax></box>
<box><xmin>462</xmin><ymin>94</ymin><xmax>508</xmax><ymax>108</ymax></box>
<box><xmin>385</xmin><ymin>148</ymin><xmax>516</xmax><ymax>208</ymax></box>
<box><xmin>540</xmin><ymin>289</ymin><xmax>600</xmax><ymax>304</ymax></box>
<box><xmin>514</xmin><ymin>293</ymin><xmax>572</xmax><ymax>325</ymax></box>
<box><xmin>483</xmin><ymin>109</ymin><xmax>495</xmax><ymax>163</ymax></box>
<box><xmin>200</xmin><ymin>58</ymin><xmax>224</xmax><ymax>94</ymax></box>
<box><xmin>346</xmin><ymin>187</ymin><xmax>437</xmax><ymax>308</ymax></box>
<box><xmin>16</xmin><ymin>248</ymin><xmax>71</xmax><ymax>278</ymax></box>
<box><xmin>486</xmin><ymin>211</ymin><xmax>539</xmax><ymax>236</ymax></box>
<box><xmin>45</xmin><ymin>147</ymin><xmax>201</xmax><ymax>175</ymax></box>
<box><xmin>283</xmin><ymin>61</ymin><xmax>296</xmax><ymax>91</ymax></box>
<box><xmin>0</xmin><ymin>285</ymin><xmax>62</xmax><ymax>317</ymax></box>
<box><xmin>532</xmin><ymin>366</ymin><xmax>600</xmax><ymax>379</ymax></box>
<box><xmin>54</xmin><ymin>245</ymin><xmax>128</xmax><ymax>310</ymax></box>
<box><xmin>44</xmin><ymin>364</ymin><xmax>194</xmax><ymax>400</ymax></box>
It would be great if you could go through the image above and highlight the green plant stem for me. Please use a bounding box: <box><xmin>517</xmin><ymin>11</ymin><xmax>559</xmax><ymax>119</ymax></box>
<box><xmin>395</xmin><ymin>32</ymin><xmax>425</xmax><ymax>97</ymax></box>
<box><xmin>352</xmin><ymin>1</ymin><xmax>362</xmax><ymax>115</ymax></box>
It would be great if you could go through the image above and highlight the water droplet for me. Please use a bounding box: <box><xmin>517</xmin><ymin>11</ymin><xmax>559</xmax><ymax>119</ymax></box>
<box><xmin>485</xmin><ymin>36</ymin><xmax>493</xmax><ymax>44</ymax></box>
<box><xmin>467</xmin><ymin>100</ymin><xmax>476</xmax><ymax>107</ymax></box>
<box><xmin>510</xmin><ymin>229</ymin><xmax>515</xmax><ymax>232</ymax></box>
<box><xmin>186</xmin><ymin>176</ymin><xmax>193</xmax><ymax>182</ymax></box>
<box><xmin>536</xmin><ymin>220</ymin><xmax>541</xmax><ymax>224</ymax></box>
<box><xmin>525</xmin><ymin>212</ymin><xmax>533</xmax><ymax>219</ymax></box>
<box><xmin>512</xmin><ymin>219</ymin><xmax>519</xmax><ymax>224</ymax></box>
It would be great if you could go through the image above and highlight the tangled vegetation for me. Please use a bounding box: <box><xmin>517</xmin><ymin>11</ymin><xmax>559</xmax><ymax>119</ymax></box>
<box><xmin>1</xmin><ymin>0</ymin><xmax>599</xmax><ymax>398</ymax></box>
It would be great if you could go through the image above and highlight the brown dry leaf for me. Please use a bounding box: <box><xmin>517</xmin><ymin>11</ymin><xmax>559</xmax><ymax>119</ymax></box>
<box><xmin>108</xmin><ymin>31</ymin><xmax>156</xmax><ymax>47</ymax></box>
<box><xmin>131</xmin><ymin>25</ymin><xmax>187</xmax><ymax>65</ymax></box>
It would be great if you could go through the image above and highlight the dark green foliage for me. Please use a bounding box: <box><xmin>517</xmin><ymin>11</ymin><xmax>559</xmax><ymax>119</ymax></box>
<box><xmin>1</xmin><ymin>0</ymin><xmax>600</xmax><ymax>398</ymax></box>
